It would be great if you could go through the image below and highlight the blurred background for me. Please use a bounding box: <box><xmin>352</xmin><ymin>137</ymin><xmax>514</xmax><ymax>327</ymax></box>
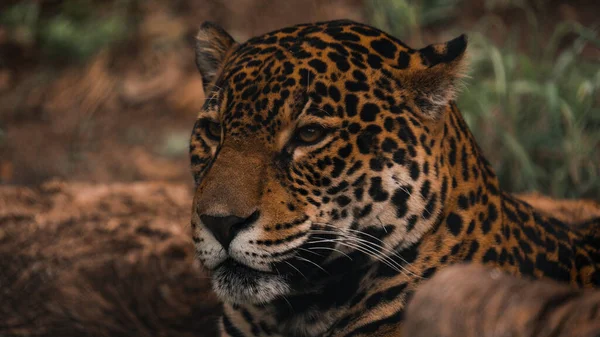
<box><xmin>1</xmin><ymin>0</ymin><xmax>599</xmax><ymax>199</ymax></box>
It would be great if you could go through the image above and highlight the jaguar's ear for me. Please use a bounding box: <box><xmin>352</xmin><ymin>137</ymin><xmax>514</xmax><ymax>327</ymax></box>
<box><xmin>403</xmin><ymin>35</ymin><xmax>468</xmax><ymax>119</ymax></box>
<box><xmin>195</xmin><ymin>22</ymin><xmax>237</xmax><ymax>93</ymax></box>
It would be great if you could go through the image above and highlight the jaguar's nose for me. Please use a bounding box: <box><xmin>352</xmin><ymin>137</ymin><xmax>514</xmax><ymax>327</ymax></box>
<box><xmin>200</xmin><ymin>211</ymin><xmax>259</xmax><ymax>249</ymax></box>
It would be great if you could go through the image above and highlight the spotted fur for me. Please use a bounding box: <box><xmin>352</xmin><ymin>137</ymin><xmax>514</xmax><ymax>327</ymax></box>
<box><xmin>404</xmin><ymin>264</ymin><xmax>600</xmax><ymax>337</ymax></box>
<box><xmin>189</xmin><ymin>20</ymin><xmax>600</xmax><ymax>337</ymax></box>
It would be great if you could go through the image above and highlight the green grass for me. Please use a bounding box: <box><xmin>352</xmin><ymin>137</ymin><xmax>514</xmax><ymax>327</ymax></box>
<box><xmin>368</xmin><ymin>0</ymin><xmax>600</xmax><ymax>199</ymax></box>
<box><xmin>1</xmin><ymin>0</ymin><xmax>130</xmax><ymax>63</ymax></box>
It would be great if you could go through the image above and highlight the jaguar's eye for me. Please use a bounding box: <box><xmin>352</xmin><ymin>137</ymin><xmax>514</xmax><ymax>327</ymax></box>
<box><xmin>205</xmin><ymin>120</ymin><xmax>222</xmax><ymax>140</ymax></box>
<box><xmin>294</xmin><ymin>124</ymin><xmax>328</xmax><ymax>145</ymax></box>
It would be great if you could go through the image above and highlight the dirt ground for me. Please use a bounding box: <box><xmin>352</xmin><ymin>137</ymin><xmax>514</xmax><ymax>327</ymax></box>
<box><xmin>0</xmin><ymin>181</ymin><xmax>221</xmax><ymax>337</ymax></box>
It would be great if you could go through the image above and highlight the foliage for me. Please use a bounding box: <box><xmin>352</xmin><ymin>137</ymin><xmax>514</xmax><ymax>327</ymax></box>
<box><xmin>0</xmin><ymin>0</ymin><xmax>130</xmax><ymax>63</ymax></box>
<box><xmin>368</xmin><ymin>0</ymin><xmax>600</xmax><ymax>199</ymax></box>
<box><xmin>369</xmin><ymin>0</ymin><xmax>460</xmax><ymax>45</ymax></box>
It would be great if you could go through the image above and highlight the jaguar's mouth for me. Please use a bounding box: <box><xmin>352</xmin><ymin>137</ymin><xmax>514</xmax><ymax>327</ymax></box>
<box><xmin>215</xmin><ymin>258</ymin><xmax>274</xmax><ymax>278</ymax></box>
<box><xmin>210</xmin><ymin>258</ymin><xmax>290</xmax><ymax>304</ymax></box>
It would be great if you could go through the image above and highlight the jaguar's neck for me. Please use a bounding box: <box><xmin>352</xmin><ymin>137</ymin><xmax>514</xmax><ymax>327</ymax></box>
<box><xmin>427</xmin><ymin>103</ymin><xmax>598</xmax><ymax>287</ymax></box>
<box><xmin>436</xmin><ymin>103</ymin><xmax>501</xmax><ymax>215</ymax></box>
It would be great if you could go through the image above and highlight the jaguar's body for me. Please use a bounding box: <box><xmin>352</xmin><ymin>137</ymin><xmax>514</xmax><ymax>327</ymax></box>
<box><xmin>189</xmin><ymin>20</ymin><xmax>600</xmax><ymax>337</ymax></box>
<box><xmin>404</xmin><ymin>264</ymin><xmax>600</xmax><ymax>337</ymax></box>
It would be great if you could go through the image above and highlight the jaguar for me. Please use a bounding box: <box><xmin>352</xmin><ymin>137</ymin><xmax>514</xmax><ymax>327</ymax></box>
<box><xmin>189</xmin><ymin>19</ymin><xmax>600</xmax><ymax>337</ymax></box>
<box><xmin>404</xmin><ymin>264</ymin><xmax>600</xmax><ymax>337</ymax></box>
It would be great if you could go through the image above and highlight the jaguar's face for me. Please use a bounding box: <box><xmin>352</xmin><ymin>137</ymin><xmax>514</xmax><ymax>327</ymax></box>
<box><xmin>190</xmin><ymin>20</ymin><xmax>467</xmax><ymax>304</ymax></box>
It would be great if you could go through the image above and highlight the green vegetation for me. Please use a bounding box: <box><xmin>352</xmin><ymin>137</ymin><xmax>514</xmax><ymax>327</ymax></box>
<box><xmin>0</xmin><ymin>0</ymin><xmax>130</xmax><ymax>63</ymax></box>
<box><xmin>0</xmin><ymin>0</ymin><xmax>132</xmax><ymax>146</ymax></box>
<box><xmin>368</xmin><ymin>0</ymin><xmax>600</xmax><ymax>199</ymax></box>
<box><xmin>369</xmin><ymin>0</ymin><xmax>459</xmax><ymax>45</ymax></box>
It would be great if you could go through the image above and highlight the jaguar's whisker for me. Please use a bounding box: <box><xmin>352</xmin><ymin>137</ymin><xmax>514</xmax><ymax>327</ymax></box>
<box><xmin>308</xmin><ymin>235</ymin><xmax>409</xmax><ymax>276</ymax></box>
<box><xmin>314</xmin><ymin>223</ymin><xmax>421</xmax><ymax>269</ymax></box>
<box><xmin>284</xmin><ymin>260</ymin><xmax>308</xmax><ymax>281</ymax></box>
<box><xmin>294</xmin><ymin>256</ymin><xmax>329</xmax><ymax>275</ymax></box>
<box><xmin>309</xmin><ymin>229</ymin><xmax>423</xmax><ymax>278</ymax></box>
<box><xmin>307</xmin><ymin>246</ymin><xmax>353</xmax><ymax>260</ymax></box>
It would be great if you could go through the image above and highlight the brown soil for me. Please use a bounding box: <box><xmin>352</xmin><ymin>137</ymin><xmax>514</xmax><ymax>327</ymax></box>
<box><xmin>0</xmin><ymin>181</ymin><xmax>221</xmax><ymax>337</ymax></box>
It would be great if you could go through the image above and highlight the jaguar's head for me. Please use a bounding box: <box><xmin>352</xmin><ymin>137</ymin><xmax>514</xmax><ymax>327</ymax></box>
<box><xmin>190</xmin><ymin>20</ymin><xmax>467</xmax><ymax>304</ymax></box>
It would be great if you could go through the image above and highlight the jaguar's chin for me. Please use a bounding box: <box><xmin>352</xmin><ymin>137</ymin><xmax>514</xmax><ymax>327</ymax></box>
<box><xmin>211</xmin><ymin>259</ymin><xmax>290</xmax><ymax>304</ymax></box>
